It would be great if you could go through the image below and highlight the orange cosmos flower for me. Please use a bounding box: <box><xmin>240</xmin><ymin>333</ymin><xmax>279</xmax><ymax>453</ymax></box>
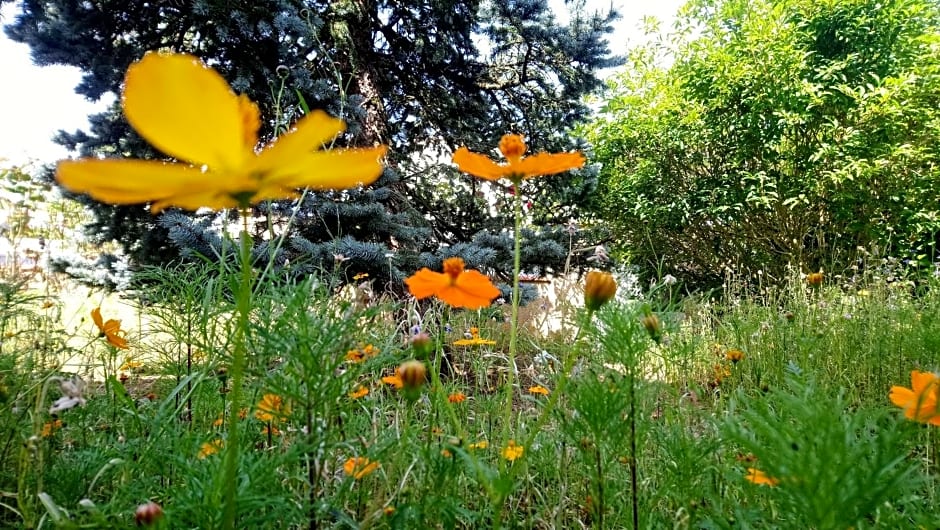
<box><xmin>528</xmin><ymin>385</ymin><xmax>550</xmax><ymax>396</ymax></box>
<box><xmin>405</xmin><ymin>257</ymin><xmax>500</xmax><ymax>309</ymax></box>
<box><xmin>255</xmin><ymin>393</ymin><xmax>289</xmax><ymax>423</ymax></box>
<box><xmin>745</xmin><ymin>467</ymin><xmax>779</xmax><ymax>486</ymax></box>
<box><xmin>889</xmin><ymin>370</ymin><xmax>940</xmax><ymax>426</ymax></box>
<box><xmin>381</xmin><ymin>368</ymin><xmax>404</xmax><ymax>389</ymax></box>
<box><xmin>452</xmin><ymin>134</ymin><xmax>585</xmax><ymax>182</ymax></box>
<box><xmin>91</xmin><ymin>307</ymin><xmax>129</xmax><ymax>349</ymax></box>
<box><xmin>726</xmin><ymin>349</ymin><xmax>745</xmax><ymax>364</ymax></box>
<box><xmin>41</xmin><ymin>419</ymin><xmax>63</xmax><ymax>437</ymax></box>
<box><xmin>56</xmin><ymin>52</ymin><xmax>386</xmax><ymax>213</ymax></box>
<box><xmin>349</xmin><ymin>385</ymin><xmax>370</xmax><ymax>399</ymax></box>
<box><xmin>198</xmin><ymin>439</ymin><xmax>223</xmax><ymax>459</ymax></box>
<box><xmin>343</xmin><ymin>457</ymin><xmax>379</xmax><ymax>479</ymax></box>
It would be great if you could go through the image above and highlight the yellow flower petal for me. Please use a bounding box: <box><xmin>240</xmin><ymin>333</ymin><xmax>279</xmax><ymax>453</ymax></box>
<box><xmin>256</xmin><ymin>110</ymin><xmax>347</xmax><ymax>162</ymax></box>
<box><xmin>260</xmin><ymin>146</ymin><xmax>388</xmax><ymax>190</ymax></box>
<box><xmin>56</xmin><ymin>159</ymin><xmax>250</xmax><ymax>212</ymax></box>
<box><xmin>123</xmin><ymin>52</ymin><xmax>253</xmax><ymax>169</ymax></box>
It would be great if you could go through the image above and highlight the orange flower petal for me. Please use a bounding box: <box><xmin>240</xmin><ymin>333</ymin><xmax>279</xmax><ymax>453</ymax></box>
<box><xmin>405</xmin><ymin>268</ymin><xmax>450</xmax><ymax>299</ymax></box>
<box><xmin>91</xmin><ymin>307</ymin><xmax>104</xmax><ymax>331</ymax></box>
<box><xmin>911</xmin><ymin>370</ymin><xmax>938</xmax><ymax>394</ymax></box>
<box><xmin>452</xmin><ymin>148</ymin><xmax>508</xmax><ymax>180</ymax></box>
<box><xmin>512</xmin><ymin>152</ymin><xmax>586</xmax><ymax>179</ymax></box>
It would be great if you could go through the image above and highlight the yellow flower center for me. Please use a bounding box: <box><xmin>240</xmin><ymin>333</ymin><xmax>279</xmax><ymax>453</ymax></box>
<box><xmin>498</xmin><ymin>134</ymin><xmax>527</xmax><ymax>163</ymax></box>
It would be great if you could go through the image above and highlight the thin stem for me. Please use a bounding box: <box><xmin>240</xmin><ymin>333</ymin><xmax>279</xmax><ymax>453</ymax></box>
<box><xmin>628</xmin><ymin>365</ymin><xmax>639</xmax><ymax>530</ymax></box>
<box><xmin>500</xmin><ymin>182</ymin><xmax>523</xmax><ymax>449</ymax></box>
<box><xmin>221</xmin><ymin>209</ymin><xmax>253</xmax><ymax>530</ymax></box>
<box><xmin>494</xmin><ymin>183</ymin><xmax>524</xmax><ymax>529</ymax></box>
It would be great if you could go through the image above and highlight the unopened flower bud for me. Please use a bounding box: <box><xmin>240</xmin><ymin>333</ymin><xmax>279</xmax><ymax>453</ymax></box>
<box><xmin>410</xmin><ymin>333</ymin><xmax>434</xmax><ymax>358</ymax></box>
<box><xmin>641</xmin><ymin>313</ymin><xmax>662</xmax><ymax>344</ymax></box>
<box><xmin>806</xmin><ymin>272</ymin><xmax>824</xmax><ymax>287</ymax></box>
<box><xmin>135</xmin><ymin>501</ymin><xmax>163</xmax><ymax>526</ymax></box>
<box><xmin>399</xmin><ymin>360</ymin><xmax>427</xmax><ymax>391</ymax></box>
<box><xmin>584</xmin><ymin>271</ymin><xmax>617</xmax><ymax>311</ymax></box>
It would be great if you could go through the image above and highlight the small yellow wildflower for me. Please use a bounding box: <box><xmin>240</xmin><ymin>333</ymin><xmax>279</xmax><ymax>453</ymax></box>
<box><xmin>469</xmin><ymin>440</ymin><xmax>489</xmax><ymax>450</ymax></box>
<box><xmin>453</xmin><ymin>327</ymin><xmax>497</xmax><ymax>346</ymax></box>
<box><xmin>502</xmin><ymin>440</ymin><xmax>524</xmax><ymax>461</ymax></box>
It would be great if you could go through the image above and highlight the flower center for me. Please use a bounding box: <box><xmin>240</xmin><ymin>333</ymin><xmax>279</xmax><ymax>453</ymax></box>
<box><xmin>442</xmin><ymin>257</ymin><xmax>466</xmax><ymax>282</ymax></box>
<box><xmin>499</xmin><ymin>134</ymin><xmax>527</xmax><ymax>163</ymax></box>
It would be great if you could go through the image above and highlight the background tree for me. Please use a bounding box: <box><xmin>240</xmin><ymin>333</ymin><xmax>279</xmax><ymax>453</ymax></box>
<box><xmin>585</xmin><ymin>0</ymin><xmax>940</xmax><ymax>290</ymax></box>
<box><xmin>5</xmin><ymin>0</ymin><xmax>619</xmax><ymax>291</ymax></box>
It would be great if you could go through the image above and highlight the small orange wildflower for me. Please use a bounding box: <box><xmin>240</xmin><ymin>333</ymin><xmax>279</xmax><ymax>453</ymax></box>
<box><xmin>405</xmin><ymin>257</ymin><xmax>500</xmax><ymax>309</ymax></box>
<box><xmin>198</xmin><ymin>439</ymin><xmax>223</xmax><ymax>459</ymax></box>
<box><xmin>91</xmin><ymin>307</ymin><xmax>129</xmax><ymax>349</ymax></box>
<box><xmin>441</xmin><ymin>448</ymin><xmax>453</xmax><ymax>458</ymax></box>
<box><xmin>448</xmin><ymin>392</ymin><xmax>467</xmax><ymax>404</ymax></box>
<box><xmin>346</xmin><ymin>343</ymin><xmax>379</xmax><ymax>363</ymax></box>
<box><xmin>41</xmin><ymin>419</ymin><xmax>63</xmax><ymax>437</ymax></box>
<box><xmin>212</xmin><ymin>413</ymin><xmax>224</xmax><ymax>427</ymax></box>
<box><xmin>343</xmin><ymin>456</ymin><xmax>379</xmax><ymax>479</ymax></box>
<box><xmin>528</xmin><ymin>385</ymin><xmax>550</xmax><ymax>396</ymax></box>
<box><xmin>745</xmin><ymin>467</ymin><xmax>779</xmax><ymax>486</ymax></box>
<box><xmin>255</xmin><ymin>393</ymin><xmax>288</xmax><ymax>422</ymax></box>
<box><xmin>452</xmin><ymin>134</ymin><xmax>585</xmax><ymax>182</ymax></box>
<box><xmin>726</xmin><ymin>349</ymin><xmax>745</xmax><ymax>364</ymax></box>
<box><xmin>382</xmin><ymin>368</ymin><xmax>404</xmax><ymax>389</ymax></box>
<box><xmin>889</xmin><ymin>370</ymin><xmax>940</xmax><ymax>426</ymax></box>
<box><xmin>502</xmin><ymin>440</ymin><xmax>524</xmax><ymax>461</ymax></box>
<box><xmin>349</xmin><ymin>385</ymin><xmax>370</xmax><ymax>399</ymax></box>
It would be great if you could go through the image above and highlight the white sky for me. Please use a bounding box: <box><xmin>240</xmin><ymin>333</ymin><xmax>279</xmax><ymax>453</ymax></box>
<box><xmin>0</xmin><ymin>0</ymin><xmax>683</xmax><ymax>167</ymax></box>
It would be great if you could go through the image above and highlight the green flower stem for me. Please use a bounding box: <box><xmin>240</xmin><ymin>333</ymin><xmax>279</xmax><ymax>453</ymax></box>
<box><xmin>499</xmin><ymin>181</ymin><xmax>523</xmax><ymax>460</ymax></box>
<box><xmin>492</xmin><ymin>182</ymin><xmax>533</xmax><ymax>529</ymax></box>
<box><xmin>221</xmin><ymin>208</ymin><xmax>253</xmax><ymax>530</ymax></box>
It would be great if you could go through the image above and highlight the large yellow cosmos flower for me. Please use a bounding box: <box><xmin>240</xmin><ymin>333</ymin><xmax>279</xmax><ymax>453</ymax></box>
<box><xmin>56</xmin><ymin>52</ymin><xmax>387</xmax><ymax>213</ymax></box>
<box><xmin>452</xmin><ymin>134</ymin><xmax>585</xmax><ymax>182</ymax></box>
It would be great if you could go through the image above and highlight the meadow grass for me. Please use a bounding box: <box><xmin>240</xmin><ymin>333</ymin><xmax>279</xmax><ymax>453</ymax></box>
<box><xmin>0</xmin><ymin>259</ymin><xmax>937</xmax><ymax>529</ymax></box>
